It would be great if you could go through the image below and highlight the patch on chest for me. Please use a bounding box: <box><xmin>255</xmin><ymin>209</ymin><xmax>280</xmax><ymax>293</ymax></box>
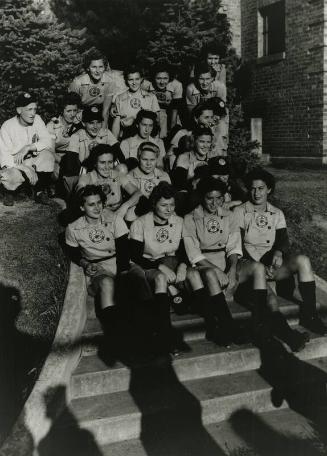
<box><xmin>130</xmin><ymin>98</ymin><xmax>141</xmax><ymax>109</ymax></box>
<box><xmin>88</xmin><ymin>228</ymin><xmax>105</xmax><ymax>243</ymax></box>
<box><xmin>88</xmin><ymin>141</ymin><xmax>98</xmax><ymax>151</ymax></box>
<box><xmin>62</xmin><ymin>127</ymin><xmax>70</xmax><ymax>138</ymax></box>
<box><xmin>206</xmin><ymin>218</ymin><xmax>220</xmax><ymax>233</ymax></box>
<box><xmin>156</xmin><ymin>227</ymin><xmax>169</xmax><ymax>243</ymax></box>
<box><xmin>255</xmin><ymin>214</ymin><xmax>269</xmax><ymax>228</ymax></box>
<box><xmin>156</xmin><ymin>91</ymin><xmax>170</xmax><ymax>104</ymax></box>
<box><xmin>89</xmin><ymin>86</ymin><xmax>101</xmax><ymax>97</ymax></box>
<box><xmin>143</xmin><ymin>179</ymin><xmax>155</xmax><ymax>194</ymax></box>
<box><xmin>101</xmin><ymin>183</ymin><xmax>111</xmax><ymax>195</ymax></box>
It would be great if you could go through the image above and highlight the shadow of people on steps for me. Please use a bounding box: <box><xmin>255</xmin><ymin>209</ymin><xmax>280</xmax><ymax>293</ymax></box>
<box><xmin>38</xmin><ymin>385</ymin><xmax>102</xmax><ymax>456</ymax></box>
<box><xmin>230</xmin><ymin>407</ymin><xmax>325</xmax><ymax>456</ymax></box>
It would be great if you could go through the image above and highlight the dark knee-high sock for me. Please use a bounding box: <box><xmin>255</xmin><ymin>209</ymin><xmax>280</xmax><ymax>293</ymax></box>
<box><xmin>298</xmin><ymin>281</ymin><xmax>317</xmax><ymax>319</ymax></box>
<box><xmin>271</xmin><ymin>311</ymin><xmax>295</xmax><ymax>340</ymax></box>
<box><xmin>155</xmin><ymin>292</ymin><xmax>172</xmax><ymax>339</ymax></box>
<box><xmin>210</xmin><ymin>292</ymin><xmax>234</xmax><ymax>330</ymax></box>
<box><xmin>193</xmin><ymin>288</ymin><xmax>214</xmax><ymax>333</ymax></box>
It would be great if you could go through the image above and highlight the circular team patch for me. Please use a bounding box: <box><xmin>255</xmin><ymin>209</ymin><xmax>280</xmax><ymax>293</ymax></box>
<box><xmin>156</xmin><ymin>227</ymin><xmax>169</xmax><ymax>243</ymax></box>
<box><xmin>89</xmin><ymin>228</ymin><xmax>105</xmax><ymax>243</ymax></box>
<box><xmin>143</xmin><ymin>180</ymin><xmax>155</xmax><ymax>194</ymax></box>
<box><xmin>89</xmin><ymin>86</ymin><xmax>101</xmax><ymax>97</ymax></box>
<box><xmin>255</xmin><ymin>214</ymin><xmax>268</xmax><ymax>228</ymax></box>
<box><xmin>156</xmin><ymin>91</ymin><xmax>170</xmax><ymax>105</ymax></box>
<box><xmin>88</xmin><ymin>141</ymin><xmax>98</xmax><ymax>151</ymax></box>
<box><xmin>206</xmin><ymin>218</ymin><xmax>220</xmax><ymax>233</ymax></box>
<box><xmin>130</xmin><ymin>98</ymin><xmax>141</xmax><ymax>109</ymax></box>
<box><xmin>101</xmin><ymin>183</ymin><xmax>111</xmax><ymax>195</ymax></box>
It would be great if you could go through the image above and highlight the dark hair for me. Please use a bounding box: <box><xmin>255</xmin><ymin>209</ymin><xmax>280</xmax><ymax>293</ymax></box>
<box><xmin>192</xmin><ymin>126</ymin><xmax>213</xmax><ymax>139</ymax></box>
<box><xmin>124</xmin><ymin>65</ymin><xmax>143</xmax><ymax>82</ymax></box>
<box><xmin>61</xmin><ymin>92</ymin><xmax>82</xmax><ymax>111</ymax></box>
<box><xmin>83</xmin><ymin>50</ymin><xmax>108</xmax><ymax>70</ymax></box>
<box><xmin>150</xmin><ymin>63</ymin><xmax>172</xmax><ymax>81</ymax></box>
<box><xmin>79</xmin><ymin>185</ymin><xmax>106</xmax><ymax>206</ymax></box>
<box><xmin>84</xmin><ymin>144</ymin><xmax>116</xmax><ymax>171</ymax></box>
<box><xmin>135</xmin><ymin>109</ymin><xmax>159</xmax><ymax>137</ymax></box>
<box><xmin>244</xmin><ymin>167</ymin><xmax>276</xmax><ymax>193</ymax></box>
<box><xmin>192</xmin><ymin>101</ymin><xmax>214</xmax><ymax>120</ymax></box>
<box><xmin>149</xmin><ymin>181</ymin><xmax>177</xmax><ymax>208</ymax></box>
<box><xmin>200</xmin><ymin>42</ymin><xmax>225</xmax><ymax>60</ymax></box>
<box><xmin>194</xmin><ymin>62</ymin><xmax>216</xmax><ymax>80</ymax></box>
<box><xmin>197</xmin><ymin>176</ymin><xmax>227</xmax><ymax>198</ymax></box>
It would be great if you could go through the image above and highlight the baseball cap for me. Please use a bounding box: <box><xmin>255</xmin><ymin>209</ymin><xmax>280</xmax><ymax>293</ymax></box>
<box><xmin>208</xmin><ymin>157</ymin><xmax>230</xmax><ymax>176</ymax></box>
<box><xmin>82</xmin><ymin>105</ymin><xmax>103</xmax><ymax>122</ymax></box>
<box><xmin>15</xmin><ymin>92</ymin><xmax>37</xmax><ymax>108</ymax></box>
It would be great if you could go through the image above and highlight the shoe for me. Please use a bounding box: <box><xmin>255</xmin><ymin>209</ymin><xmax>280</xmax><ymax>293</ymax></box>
<box><xmin>286</xmin><ymin>329</ymin><xmax>309</xmax><ymax>353</ymax></box>
<box><xmin>35</xmin><ymin>191</ymin><xmax>51</xmax><ymax>205</ymax></box>
<box><xmin>47</xmin><ymin>186</ymin><xmax>56</xmax><ymax>198</ymax></box>
<box><xmin>300</xmin><ymin>315</ymin><xmax>327</xmax><ymax>335</ymax></box>
<box><xmin>3</xmin><ymin>192</ymin><xmax>14</xmax><ymax>206</ymax></box>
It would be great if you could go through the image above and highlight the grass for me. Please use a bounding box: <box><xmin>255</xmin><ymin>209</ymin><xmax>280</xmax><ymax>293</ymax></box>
<box><xmin>269</xmin><ymin>167</ymin><xmax>327</xmax><ymax>281</ymax></box>
<box><xmin>0</xmin><ymin>199</ymin><xmax>68</xmax><ymax>443</ymax></box>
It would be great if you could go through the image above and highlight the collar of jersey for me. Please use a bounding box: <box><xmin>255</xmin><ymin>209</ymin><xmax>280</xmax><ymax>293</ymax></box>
<box><xmin>244</xmin><ymin>201</ymin><xmax>277</xmax><ymax>214</ymax></box>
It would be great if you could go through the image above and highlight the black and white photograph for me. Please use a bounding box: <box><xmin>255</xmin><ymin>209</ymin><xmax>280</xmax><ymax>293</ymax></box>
<box><xmin>1</xmin><ymin>0</ymin><xmax>327</xmax><ymax>455</ymax></box>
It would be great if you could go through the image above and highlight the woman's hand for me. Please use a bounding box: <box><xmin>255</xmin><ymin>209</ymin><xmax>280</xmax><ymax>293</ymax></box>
<box><xmin>158</xmin><ymin>264</ymin><xmax>176</xmax><ymax>284</ymax></box>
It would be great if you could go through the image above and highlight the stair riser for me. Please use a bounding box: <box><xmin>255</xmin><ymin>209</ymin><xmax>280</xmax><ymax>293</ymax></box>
<box><xmin>71</xmin><ymin>337</ymin><xmax>327</xmax><ymax>398</ymax></box>
<box><xmin>75</xmin><ymin>388</ymin><xmax>287</xmax><ymax>445</ymax></box>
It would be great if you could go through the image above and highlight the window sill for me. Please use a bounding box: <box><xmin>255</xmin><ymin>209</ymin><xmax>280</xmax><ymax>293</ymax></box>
<box><xmin>256</xmin><ymin>51</ymin><xmax>286</xmax><ymax>66</ymax></box>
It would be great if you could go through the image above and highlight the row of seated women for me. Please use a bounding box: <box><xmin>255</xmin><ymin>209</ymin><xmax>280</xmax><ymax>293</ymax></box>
<box><xmin>65</xmin><ymin>162</ymin><xmax>327</xmax><ymax>359</ymax></box>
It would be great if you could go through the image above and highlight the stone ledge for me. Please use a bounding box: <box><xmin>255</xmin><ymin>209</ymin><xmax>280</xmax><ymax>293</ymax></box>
<box><xmin>0</xmin><ymin>262</ymin><xmax>87</xmax><ymax>455</ymax></box>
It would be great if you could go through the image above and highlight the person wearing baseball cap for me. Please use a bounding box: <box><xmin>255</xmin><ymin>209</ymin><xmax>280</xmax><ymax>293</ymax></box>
<box><xmin>0</xmin><ymin>92</ymin><xmax>55</xmax><ymax>205</ymax></box>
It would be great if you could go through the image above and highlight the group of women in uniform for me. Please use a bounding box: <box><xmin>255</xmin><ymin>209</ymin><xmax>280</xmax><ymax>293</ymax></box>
<box><xmin>61</xmin><ymin>45</ymin><xmax>326</xmax><ymax>358</ymax></box>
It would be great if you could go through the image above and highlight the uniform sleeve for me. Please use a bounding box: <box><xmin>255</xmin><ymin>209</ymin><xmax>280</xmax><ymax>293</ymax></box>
<box><xmin>65</xmin><ymin>225</ymin><xmax>79</xmax><ymax>248</ymax></box>
<box><xmin>215</xmin><ymin>81</ymin><xmax>226</xmax><ymax>102</ymax></box>
<box><xmin>67</xmin><ymin>133</ymin><xmax>80</xmax><ymax>154</ymax></box>
<box><xmin>158</xmin><ymin>139</ymin><xmax>166</xmax><ymax>163</ymax></box>
<box><xmin>0</xmin><ymin>127</ymin><xmax>15</xmax><ymax>167</ymax></box>
<box><xmin>172</xmin><ymin>80</ymin><xmax>183</xmax><ymax>99</ymax></box>
<box><xmin>76</xmin><ymin>174</ymin><xmax>89</xmax><ymax>191</ymax></box>
<box><xmin>225</xmin><ymin>213</ymin><xmax>243</xmax><ymax>258</ymax></box>
<box><xmin>106</xmin><ymin>129</ymin><xmax>118</xmax><ymax>146</ymax></box>
<box><xmin>162</xmin><ymin>171</ymin><xmax>171</xmax><ymax>184</ymax></box>
<box><xmin>185</xmin><ymin>84</ymin><xmax>196</xmax><ymax>108</ymax></box>
<box><xmin>129</xmin><ymin>218</ymin><xmax>145</xmax><ymax>242</ymax></box>
<box><xmin>274</xmin><ymin>210</ymin><xmax>289</xmax><ymax>252</ymax></box>
<box><xmin>233</xmin><ymin>206</ymin><xmax>245</xmax><ymax>230</ymax></box>
<box><xmin>34</xmin><ymin>116</ymin><xmax>53</xmax><ymax>152</ymax></box>
<box><xmin>114</xmin><ymin>214</ymin><xmax>129</xmax><ymax>239</ymax></box>
<box><xmin>120</xmin><ymin>139</ymin><xmax>129</xmax><ymax>159</ymax></box>
<box><xmin>68</xmin><ymin>78</ymin><xmax>80</xmax><ymax>94</ymax></box>
<box><xmin>151</xmin><ymin>94</ymin><xmax>160</xmax><ymax>113</ymax></box>
<box><xmin>182</xmin><ymin>215</ymin><xmax>206</xmax><ymax>264</ymax></box>
<box><xmin>276</xmin><ymin>209</ymin><xmax>287</xmax><ymax>229</ymax></box>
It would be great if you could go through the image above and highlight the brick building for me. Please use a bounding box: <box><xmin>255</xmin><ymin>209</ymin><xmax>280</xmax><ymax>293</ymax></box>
<box><xmin>239</xmin><ymin>0</ymin><xmax>327</xmax><ymax>165</ymax></box>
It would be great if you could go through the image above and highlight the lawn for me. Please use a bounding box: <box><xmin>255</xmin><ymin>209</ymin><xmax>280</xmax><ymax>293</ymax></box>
<box><xmin>269</xmin><ymin>167</ymin><xmax>327</xmax><ymax>281</ymax></box>
<box><xmin>0</xmin><ymin>199</ymin><xmax>68</xmax><ymax>444</ymax></box>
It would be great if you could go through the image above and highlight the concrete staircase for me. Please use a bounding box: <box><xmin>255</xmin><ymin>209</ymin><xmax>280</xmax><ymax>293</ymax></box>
<box><xmin>57</xmin><ymin>286</ymin><xmax>327</xmax><ymax>455</ymax></box>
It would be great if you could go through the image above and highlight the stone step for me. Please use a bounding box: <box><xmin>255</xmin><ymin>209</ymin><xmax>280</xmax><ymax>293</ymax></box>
<box><xmin>71</xmin><ymin>333</ymin><xmax>327</xmax><ymax>399</ymax></box>
<box><xmin>83</xmin><ymin>296</ymin><xmax>304</xmax><ymax>342</ymax></box>
<box><xmin>64</xmin><ymin>355</ymin><xmax>327</xmax><ymax>445</ymax></box>
<box><xmin>99</xmin><ymin>408</ymin><xmax>324</xmax><ymax>456</ymax></box>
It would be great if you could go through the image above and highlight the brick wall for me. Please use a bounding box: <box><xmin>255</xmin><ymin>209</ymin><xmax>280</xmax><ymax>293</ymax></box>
<box><xmin>220</xmin><ymin>0</ymin><xmax>242</xmax><ymax>55</ymax></box>
<box><xmin>241</xmin><ymin>0</ymin><xmax>326</xmax><ymax>163</ymax></box>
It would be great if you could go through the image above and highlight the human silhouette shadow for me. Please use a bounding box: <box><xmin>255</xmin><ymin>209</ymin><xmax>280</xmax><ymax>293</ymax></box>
<box><xmin>0</xmin><ymin>283</ymin><xmax>47</xmax><ymax>444</ymax></box>
<box><xmin>38</xmin><ymin>385</ymin><xmax>102</xmax><ymax>456</ymax></box>
<box><xmin>230</xmin><ymin>407</ymin><xmax>324</xmax><ymax>456</ymax></box>
<box><xmin>250</xmin><ymin>337</ymin><xmax>327</xmax><ymax>453</ymax></box>
<box><xmin>100</xmin><ymin>351</ymin><xmax>224</xmax><ymax>456</ymax></box>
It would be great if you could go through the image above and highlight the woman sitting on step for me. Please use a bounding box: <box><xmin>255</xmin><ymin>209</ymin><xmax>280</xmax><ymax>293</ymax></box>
<box><xmin>182</xmin><ymin>176</ymin><xmax>307</xmax><ymax>351</ymax></box>
<box><xmin>65</xmin><ymin>185</ymin><xmax>131</xmax><ymax>355</ymax></box>
<box><xmin>128</xmin><ymin>181</ymin><xmax>187</xmax><ymax>355</ymax></box>
<box><xmin>233</xmin><ymin>167</ymin><xmax>327</xmax><ymax>342</ymax></box>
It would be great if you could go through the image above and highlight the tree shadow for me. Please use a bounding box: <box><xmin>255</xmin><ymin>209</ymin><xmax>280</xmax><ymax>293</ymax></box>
<box><xmin>38</xmin><ymin>385</ymin><xmax>102</xmax><ymax>456</ymax></box>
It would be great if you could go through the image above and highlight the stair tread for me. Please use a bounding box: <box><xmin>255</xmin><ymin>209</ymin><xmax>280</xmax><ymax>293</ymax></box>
<box><xmin>69</xmin><ymin>354</ymin><xmax>327</xmax><ymax>424</ymax></box>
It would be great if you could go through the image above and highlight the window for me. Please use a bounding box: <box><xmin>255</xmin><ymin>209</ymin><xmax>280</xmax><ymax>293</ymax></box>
<box><xmin>258</xmin><ymin>1</ymin><xmax>285</xmax><ymax>57</ymax></box>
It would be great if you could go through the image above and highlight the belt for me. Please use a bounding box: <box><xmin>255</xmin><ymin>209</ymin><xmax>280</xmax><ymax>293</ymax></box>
<box><xmin>202</xmin><ymin>248</ymin><xmax>226</xmax><ymax>253</ymax></box>
<box><xmin>87</xmin><ymin>254</ymin><xmax>116</xmax><ymax>264</ymax></box>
